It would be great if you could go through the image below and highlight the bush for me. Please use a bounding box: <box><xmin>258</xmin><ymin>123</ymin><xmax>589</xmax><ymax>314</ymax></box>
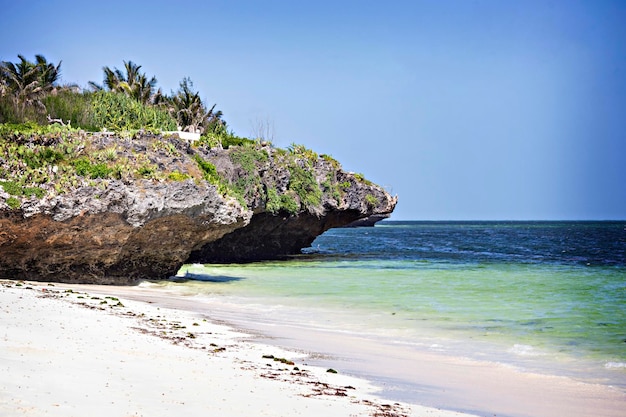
<box><xmin>72</xmin><ymin>157</ymin><xmax>112</xmax><ymax>179</ymax></box>
<box><xmin>280</xmin><ymin>193</ymin><xmax>299</xmax><ymax>215</ymax></box>
<box><xmin>365</xmin><ymin>194</ymin><xmax>379</xmax><ymax>207</ymax></box>
<box><xmin>167</xmin><ymin>171</ymin><xmax>190</xmax><ymax>181</ymax></box>
<box><xmin>220</xmin><ymin>134</ymin><xmax>256</xmax><ymax>149</ymax></box>
<box><xmin>193</xmin><ymin>154</ymin><xmax>219</xmax><ymax>183</ymax></box>
<box><xmin>266</xmin><ymin>188</ymin><xmax>281</xmax><ymax>214</ymax></box>
<box><xmin>43</xmin><ymin>90</ymin><xmax>96</xmax><ymax>131</ymax></box>
<box><xmin>0</xmin><ymin>180</ymin><xmax>45</xmax><ymax>199</ymax></box>
<box><xmin>288</xmin><ymin>163</ymin><xmax>322</xmax><ymax>210</ymax></box>
<box><xmin>6</xmin><ymin>196</ymin><xmax>20</xmax><ymax>209</ymax></box>
<box><xmin>91</xmin><ymin>91</ymin><xmax>176</xmax><ymax>132</ymax></box>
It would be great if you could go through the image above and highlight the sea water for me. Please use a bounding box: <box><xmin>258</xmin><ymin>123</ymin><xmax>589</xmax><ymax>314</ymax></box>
<box><xmin>166</xmin><ymin>221</ymin><xmax>626</xmax><ymax>392</ymax></box>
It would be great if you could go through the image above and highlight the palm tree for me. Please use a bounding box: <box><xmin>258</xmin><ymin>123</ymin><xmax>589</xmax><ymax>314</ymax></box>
<box><xmin>35</xmin><ymin>54</ymin><xmax>61</xmax><ymax>93</ymax></box>
<box><xmin>0</xmin><ymin>54</ymin><xmax>58</xmax><ymax>119</ymax></box>
<box><xmin>89</xmin><ymin>60</ymin><xmax>157</xmax><ymax>104</ymax></box>
<box><xmin>171</xmin><ymin>77</ymin><xmax>223</xmax><ymax>134</ymax></box>
<box><xmin>133</xmin><ymin>73</ymin><xmax>158</xmax><ymax>104</ymax></box>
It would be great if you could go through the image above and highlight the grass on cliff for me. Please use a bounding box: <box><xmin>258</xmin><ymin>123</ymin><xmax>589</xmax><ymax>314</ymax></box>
<box><xmin>0</xmin><ymin>123</ymin><xmax>205</xmax><ymax>205</ymax></box>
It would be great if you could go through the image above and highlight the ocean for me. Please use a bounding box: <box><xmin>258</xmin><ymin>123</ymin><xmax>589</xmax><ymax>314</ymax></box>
<box><xmin>152</xmin><ymin>221</ymin><xmax>626</xmax><ymax>412</ymax></box>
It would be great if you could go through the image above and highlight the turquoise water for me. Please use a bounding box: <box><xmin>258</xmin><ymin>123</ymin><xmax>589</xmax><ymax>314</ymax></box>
<box><xmin>169</xmin><ymin>221</ymin><xmax>626</xmax><ymax>388</ymax></box>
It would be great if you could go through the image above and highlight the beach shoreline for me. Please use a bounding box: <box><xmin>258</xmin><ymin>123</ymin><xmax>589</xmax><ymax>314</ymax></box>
<box><xmin>3</xmin><ymin>279</ymin><xmax>626</xmax><ymax>417</ymax></box>
<box><xmin>0</xmin><ymin>280</ymin><xmax>472</xmax><ymax>417</ymax></box>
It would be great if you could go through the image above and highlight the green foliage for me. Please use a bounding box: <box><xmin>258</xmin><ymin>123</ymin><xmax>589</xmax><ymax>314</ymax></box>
<box><xmin>6</xmin><ymin>196</ymin><xmax>20</xmax><ymax>209</ymax></box>
<box><xmin>151</xmin><ymin>140</ymin><xmax>178</xmax><ymax>156</ymax></box>
<box><xmin>193</xmin><ymin>154</ymin><xmax>219</xmax><ymax>182</ymax></box>
<box><xmin>18</xmin><ymin>145</ymin><xmax>65</xmax><ymax>169</ymax></box>
<box><xmin>353</xmin><ymin>173</ymin><xmax>373</xmax><ymax>186</ymax></box>
<box><xmin>167</xmin><ymin>171</ymin><xmax>190</xmax><ymax>181</ymax></box>
<box><xmin>197</xmin><ymin>132</ymin><xmax>223</xmax><ymax>149</ymax></box>
<box><xmin>72</xmin><ymin>157</ymin><xmax>112</xmax><ymax>179</ymax></box>
<box><xmin>320</xmin><ymin>153</ymin><xmax>341</xmax><ymax>170</ymax></box>
<box><xmin>192</xmin><ymin>154</ymin><xmax>230</xmax><ymax>195</ymax></box>
<box><xmin>137</xmin><ymin>164</ymin><xmax>155</xmax><ymax>178</ymax></box>
<box><xmin>288</xmin><ymin>163</ymin><xmax>322</xmax><ymax>210</ymax></box>
<box><xmin>0</xmin><ymin>180</ymin><xmax>45</xmax><ymax>200</ymax></box>
<box><xmin>91</xmin><ymin>91</ymin><xmax>176</xmax><ymax>132</ymax></box>
<box><xmin>288</xmin><ymin>143</ymin><xmax>318</xmax><ymax>162</ymax></box>
<box><xmin>0</xmin><ymin>121</ymin><xmax>76</xmax><ymax>138</ymax></box>
<box><xmin>280</xmin><ymin>193</ymin><xmax>299</xmax><ymax>215</ymax></box>
<box><xmin>220</xmin><ymin>134</ymin><xmax>256</xmax><ymax>149</ymax></box>
<box><xmin>365</xmin><ymin>194</ymin><xmax>379</xmax><ymax>207</ymax></box>
<box><xmin>0</xmin><ymin>180</ymin><xmax>22</xmax><ymax>195</ymax></box>
<box><xmin>322</xmin><ymin>172</ymin><xmax>342</xmax><ymax>204</ymax></box>
<box><xmin>42</xmin><ymin>90</ymin><xmax>96</xmax><ymax>130</ymax></box>
<box><xmin>230</xmin><ymin>145</ymin><xmax>268</xmax><ymax>174</ymax></box>
<box><xmin>266</xmin><ymin>188</ymin><xmax>281</xmax><ymax>214</ymax></box>
<box><xmin>23</xmin><ymin>186</ymin><xmax>45</xmax><ymax>198</ymax></box>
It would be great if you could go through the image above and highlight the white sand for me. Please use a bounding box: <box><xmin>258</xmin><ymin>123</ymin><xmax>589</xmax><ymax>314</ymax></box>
<box><xmin>0</xmin><ymin>281</ymin><xmax>473</xmax><ymax>417</ymax></box>
<box><xmin>66</xmin><ymin>283</ymin><xmax>626</xmax><ymax>417</ymax></box>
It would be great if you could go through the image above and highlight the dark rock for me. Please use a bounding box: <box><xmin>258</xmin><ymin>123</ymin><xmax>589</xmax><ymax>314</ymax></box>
<box><xmin>341</xmin><ymin>214</ymin><xmax>390</xmax><ymax>228</ymax></box>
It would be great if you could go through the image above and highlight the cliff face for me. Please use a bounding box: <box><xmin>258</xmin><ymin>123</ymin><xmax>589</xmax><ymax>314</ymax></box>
<box><xmin>0</xmin><ymin>132</ymin><xmax>396</xmax><ymax>284</ymax></box>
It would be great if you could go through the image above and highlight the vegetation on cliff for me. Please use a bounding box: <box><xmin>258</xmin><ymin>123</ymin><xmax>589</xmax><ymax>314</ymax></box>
<box><xmin>0</xmin><ymin>56</ymin><xmax>397</xmax><ymax>281</ymax></box>
<box><xmin>1</xmin><ymin>54</ymin><xmax>382</xmax><ymax>218</ymax></box>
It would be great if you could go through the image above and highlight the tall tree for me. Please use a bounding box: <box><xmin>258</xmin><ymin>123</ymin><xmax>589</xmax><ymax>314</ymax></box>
<box><xmin>170</xmin><ymin>77</ymin><xmax>224</xmax><ymax>134</ymax></box>
<box><xmin>90</xmin><ymin>60</ymin><xmax>157</xmax><ymax>104</ymax></box>
<box><xmin>0</xmin><ymin>54</ymin><xmax>61</xmax><ymax>120</ymax></box>
<box><xmin>35</xmin><ymin>54</ymin><xmax>61</xmax><ymax>93</ymax></box>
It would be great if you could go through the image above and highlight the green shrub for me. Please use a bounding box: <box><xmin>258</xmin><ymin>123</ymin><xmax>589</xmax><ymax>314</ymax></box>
<box><xmin>230</xmin><ymin>146</ymin><xmax>268</xmax><ymax>174</ymax></box>
<box><xmin>43</xmin><ymin>90</ymin><xmax>96</xmax><ymax>130</ymax></box>
<box><xmin>280</xmin><ymin>193</ymin><xmax>299</xmax><ymax>215</ymax></box>
<box><xmin>91</xmin><ymin>91</ymin><xmax>176</xmax><ymax>132</ymax></box>
<box><xmin>167</xmin><ymin>171</ymin><xmax>190</xmax><ymax>181</ymax></box>
<box><xmin>0</xmin><ymin>180</ymin><xmax>21</xmax><ymax>195</ymax></box>
<box><xmin>0</xmin><ymin>181</ymin><xmax>45</xmax><ymax>199</ymax></box>
<box><xmin>17</xmin><ymin>145</ymin><xmax>65</xmax><ymax>169</ymax></box>
<box><xmin>193</xmin><ymin>154</ymin><xmax>219</xmax><ymax>182</ymax></box>
<box><xmin>288</xmin><ymin>143</ymin><xmax>318</xmax><ymax>162</ymax></box>
<box><xmin>192</xmin><ymin>153</ymin><xmax>232</xmax><ymax>196</ymax></box>
<box><xmin>220</xmin><ymin>134</ymin><xmax>256</xmax><ymax>149</ymax></box>
<box><xmin>0</xmin><ymin>121</ymin><xmax>75</xmax><ymax>139</ymax></box>
<box><xmin>266</xmin><ymin>188</ymin><xmax>281</xmax><ymax>214</ymax></box>
<box><xmin>137</xmin><ymin>164</ymin><xmax>156</xmax><ymax>178</ymax></box>
<box><xmin>72</xmin><ymin>158</ymin><xmax>112</xmax><ymax>179</ymax></box>
<box><xmin>320</xmin><ymin>153</ymin><xmax>340</xmax><ymax>169</ymax></box>
<box><xmin>23</xmin><ymin>186</ymin><xmax>45</xmax><ymax>198</ymax></box>
<box><xmin>353</xmin><ymin>173</ymin><xmax>373</xmax><ymax>186</ymax></box>
<box><xmin>6</xmin><ymin>197</ymin><xmax>20</xmax><ymax>209</ymax></box>
<box><xmin>365</xmin><ymin>194</ymin><xmax>379</xmax><ymax>207</ymax></box>
<box><xmin>288</xmin><ymin>164</ymin><xmax>322</xmax><ymax>210</ymax></box>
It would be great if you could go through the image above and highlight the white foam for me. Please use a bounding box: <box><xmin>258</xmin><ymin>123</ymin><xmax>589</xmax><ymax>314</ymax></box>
<box><xmin>508</xmin><ymin>344</ymin><xmax>545</xmax><ymax>357</ymax></box>
<box><xmin>604</xmin><ymin>362</ymin><xmax>626</xmax><ymax>369</ymax></box>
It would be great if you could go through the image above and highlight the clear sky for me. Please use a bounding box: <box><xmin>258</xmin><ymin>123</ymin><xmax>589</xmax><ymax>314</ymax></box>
<box><xmin>2</xmin><ymin>0</ymin><xmax>625</xmax><ymax>220</ymax></box>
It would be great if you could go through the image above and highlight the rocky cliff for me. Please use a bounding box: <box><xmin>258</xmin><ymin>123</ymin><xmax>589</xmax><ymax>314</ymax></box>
<box><xmin>0</xmin><ymin>131</ymin><xmax>396</xmax><ymax>284</ymax></box>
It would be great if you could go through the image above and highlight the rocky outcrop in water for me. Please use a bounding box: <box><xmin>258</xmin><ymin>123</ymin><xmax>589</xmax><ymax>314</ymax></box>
<box><xmin>0</xmin><ymin>132</ymin><xmax>396</xmax><ymax>284</ymax></box>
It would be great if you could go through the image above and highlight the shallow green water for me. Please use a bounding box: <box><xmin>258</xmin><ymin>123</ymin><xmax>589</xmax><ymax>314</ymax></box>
<box><xmin>170</xmin><ymin>221</ymin><xmax>626</xmax><ymax>387</ymax></box>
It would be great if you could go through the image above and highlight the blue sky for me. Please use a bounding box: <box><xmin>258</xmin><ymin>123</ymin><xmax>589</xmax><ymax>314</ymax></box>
<box><xmin>1</xmin><ymin>0</ymin><xmax>625</xmax><ymax>220</ymax></box>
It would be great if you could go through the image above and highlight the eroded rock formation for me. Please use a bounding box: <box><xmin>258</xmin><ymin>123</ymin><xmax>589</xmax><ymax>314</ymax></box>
<box><xmin>0</xmin><ymin>133</ymin><xmax>396</xmax><ymax>284</ymax></box>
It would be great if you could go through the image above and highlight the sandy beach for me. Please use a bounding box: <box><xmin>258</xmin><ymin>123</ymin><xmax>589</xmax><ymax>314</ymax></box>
<box><xmin>0</xmin><ymin>280</ymin><xmax>475</xmax><ymax>417</ymax></box>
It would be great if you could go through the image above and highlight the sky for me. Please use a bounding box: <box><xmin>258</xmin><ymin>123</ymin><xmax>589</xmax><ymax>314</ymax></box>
<box><xmin>1</xmin><ymin>0</ymin><xmax>625</xmax><ymax>220</ymax></box>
